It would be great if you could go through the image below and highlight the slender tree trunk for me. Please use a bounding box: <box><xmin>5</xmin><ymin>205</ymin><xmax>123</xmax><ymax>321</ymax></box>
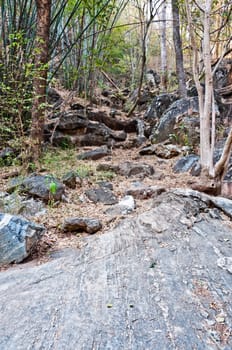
<box><xmin>202</xmin><ymin>0</ymin><xmax>213</xmax><ymax>171</ymax></box>
<box><xmin>30</xmin><ymin>0</ymin><xmax>51</xmax><ymax>163</ymax></box>
<box><xmin>160</xmin><ymin>1</ymin><xmax>167</xmax><ymax>91</ymax></box>
<box><xmin>171</xmin><ymin>0</ymin><xmax>186</xmax><ymax>97</ymax></box>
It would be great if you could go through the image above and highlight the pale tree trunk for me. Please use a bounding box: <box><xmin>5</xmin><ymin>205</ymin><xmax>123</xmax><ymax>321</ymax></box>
<box><xmin>30</xmin><ymin>0</ymin><xmax>51</xmax><ymax>163</ymax></box>
<box><xmin>171</xmin><ymin>0</ymin><xmax>186</xmax><ymax>97</ymax></box>
<box><xmin>186</xmin><ymin>0</ymin><xmax>232</xmax><ymax>184</ymax></box>
<box><xmin>160</xmin><ymin>1</ymin><xmax>167</xmax><ymax>91</ymax></box>
<box><xmin>185</xmin><ymin>0</ymin><xmax>212</xmax><ymax>173</ymax></box>
<box><xmin>201</xmin><ymin>0</ymin><xmax>213</xmax><ymax>172</ymax></box>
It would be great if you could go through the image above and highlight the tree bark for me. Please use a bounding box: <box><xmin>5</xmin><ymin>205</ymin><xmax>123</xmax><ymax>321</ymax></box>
<box><xmin>171</xmin><ymin>0</ymin><xmax>187</xmax><ymax>97</ymax></box>
<box><xmin>30</xmin><ymin>0</ymin><xmax>51</xmax><ymax>163</ymax></box>
<box><xmin>160</xmin><ymin>1</ymin><xmax>168</xmax><ymax>91</ymax></box>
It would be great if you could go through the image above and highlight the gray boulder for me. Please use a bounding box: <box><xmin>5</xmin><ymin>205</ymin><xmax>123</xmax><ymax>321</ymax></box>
<box><xmin>96</xmin><ymin>162</ymin><xmax>154</xmax><ymax>178</ymax></box>
<box><xmin>126</xmin><ymin>182</ymin><xmax>165</xmax><ymax>199</ymax></box>
<box><xmin>173</xmin><ymin>154</ymin><xmax>199</xmax><ymax>173</ymax></box>
<box><xmin>0</xmin><ymin>213</ymin><xmax>45</xmax><ymax>265</ymax></box>
<box><xmin>85</xmin><ymin>187</ymin><xmax>118</xmax><ymax>205</ymax></box>
<box><xmin>77</xmin><ymin>146</ymin><xmax>110</xmax><ymax>160</ymax></box>
<box><xmin>118</xmin><ymin>162</ymin><xmax>155</xmax><ymax>178</ymax></box>
<box><xmin>8</xmin><ymin>174</ymin><xmax>65</xmax><ymax>202</ymax></box>
<box><xmin>144</xmin><ymin>92</ymin><xmax>178</xmax><ymax>120</ymax></box>
<box><xmin>0</xmin><ymin>192</ymin><xmax>46</xmax><ymax>218</ymax></box>
<box><xmin>62</xmin><ymin>217</ymin><xmax>102</xmax><ymax>234</ymax></box>
<box><xmin>151</xmin><ymin>96</ymin><xmax>199</xmax><ymax>143</ymax></box>
<box><xmin>56</xmin><ymin>110</ymin><xmax>89</xmax><ymax>131</ymax></box>
<box><xmin>141</xmin><ymin>143</ymin><xmax>181</xmax><ymax>159</ymax></box>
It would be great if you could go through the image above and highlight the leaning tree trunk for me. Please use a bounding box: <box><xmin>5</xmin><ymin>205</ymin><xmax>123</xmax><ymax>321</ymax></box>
<box><xmin>171</xmin><ymin>0</ymin><xmax>187</xmax><ymax>97</ymax></box>
<box><xmin>29</xmin><ymin>0</ymin><xmax>51</xmax><ymax>163</ymax></box>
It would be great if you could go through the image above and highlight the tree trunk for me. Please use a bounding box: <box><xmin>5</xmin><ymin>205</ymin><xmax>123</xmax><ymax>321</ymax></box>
<box><xmin>160</xmin><ymin>2</ymin><xmax>167</xmax><ymax>91</ymax></box>
<box><xmin>171</xmin><ymin>0</ymin><xmax>186</xmax><ymax>97</ymax></box>
<box><xmin>201</xmin><ymin>0</ymin><xmax>213</xmax><ymax>172</ymax></box>
<box><xmin>29</xmin><ymin>0</ymin><xmax>51</xmax><ymax>163</ymax></box>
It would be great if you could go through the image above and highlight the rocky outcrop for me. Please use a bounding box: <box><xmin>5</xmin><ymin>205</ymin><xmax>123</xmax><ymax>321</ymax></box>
<box><xmin>1</xmin><ymin>190</ymin><xmax>232</xmax><ymax>348</ymax></box>
<box><xmin>0</xmin><ymin>213</ymin><xmax>45</xmax><ymax>265</ymax></box>
<box><xmin>151</xmin><ymin>96</ymin><xmax>199</xmax><ymax>143</ymax></box>
<box><xmin>144</xmin><ymin>92</ymin><xmax>178</xmax><ymax>120</ymax></box>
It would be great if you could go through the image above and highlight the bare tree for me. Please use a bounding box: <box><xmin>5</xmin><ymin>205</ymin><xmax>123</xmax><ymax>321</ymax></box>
<box><xmin>171</xmin><ymin>0</ymin><xmax>186</xmax><ymax>97</ymax></box>
<box><xmin>185</xmin><ymin>0</ymin><xmax>232</xmax><ymax>183</ymax></box>
<box><xmin>160</xmin><ymin>0</ymin><xmax>168</xmax><ymax>91</ymax></box>
<box><xmin>29</xmin><ymin>0</ymin><xmax>51</xmax><ymax>163</ymax></box>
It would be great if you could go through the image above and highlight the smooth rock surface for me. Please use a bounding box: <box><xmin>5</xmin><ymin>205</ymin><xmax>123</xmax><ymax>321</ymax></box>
<box><xmin>0</xmin><ymin>213</ymin><xmax>45</xmax><ymax>265</ymax></box>
<box><xmin>1</xmin><ymin>190</ymin><xmax>232</xmax><ymax>349</ymax></box>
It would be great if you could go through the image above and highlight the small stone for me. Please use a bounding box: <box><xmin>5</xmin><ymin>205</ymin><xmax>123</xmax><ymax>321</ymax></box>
<box><xmin>62</xmin><ymin>217</ymin><xmax>102</xmax><ymax>234</ymax></box>
<box><xmin>215</xmin><ymin>315</ymin><xmax>225</xmax><ymax>323</ymax></box>
<box><xmin>85</xmin><ymin>188</ymin><xmax>118</xmax><ymax>205</ymax></box>
<box><xmin>77</xmin><ymin>146</ymin><xmax>110</xmax><ymax>160</ymax></box>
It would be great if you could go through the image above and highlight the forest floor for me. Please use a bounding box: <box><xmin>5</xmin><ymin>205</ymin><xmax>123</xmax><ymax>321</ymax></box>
<box><xmin>0</xmin><ymin>94</ymin><xmax>199</xmax><ymax>267</ymax></box>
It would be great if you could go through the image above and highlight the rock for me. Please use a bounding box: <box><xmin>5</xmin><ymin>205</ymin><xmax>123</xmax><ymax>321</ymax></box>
<box><xmin>1</xmin><ymin>190</ymin><xmax>232</xmax><ymax>348</ymax></box>
<box><xmin>56</xmin><ymin>110</ymin><xmax>89</xmax><ymax>131</ymax></box>
<box><xmin>126</xmin><ymin>182</ymin><xmax>165</xmax><ymax>199</ymax></box>
<box><xmin>0</xmin><ymin>193</ymin><xmax>46</xmax><ymax>218</ymax></box>
<box><xmin>105</xmin><ymin>195</ymin><xmax>135</xmax><ymax>216</ymax></box>
<box><xmin>144</xmin><ymin>92</ymin><xmax>178</xmax><ymax>120</ymax></box>
<box><xmin>62</xmin><ymin>171</ymin><xmax>81</xmax><ymax>189</ymax></box>
<box><xmin>86</xmin><ymin>107</ymin><xmax>137</xmax><ymax>132</ymax></box>
<box><xmin>177</xmin><ymin>116</ymin><xmax>200</xmax><ymax>148</ymax></box>
<box><xmin>173</xmin><ymin>154</ymin><xmax>199</xmax><ymax>173</ymax></box>
<box><xmin>96</xmin><ymin>163</ymin><xmax>119</xmax><ymax>173</ymax></box>
<box><xmin>0</xmin><ymin>213</ymin><xmax>45</xmax><ymax>265</ymax></box>
<box><xmin>62</xmin><ymin>217</ymin><xmax>102</xmax><ymax>234</ymax></box>
<box><xmin>149</xmin><ymin>143</ymin><xmax>181</xmax><ymax>159</ymax></box>
<box><xmin>8</xmin><ymin>174</ymin><xmax>65</xmax><ymax>202</ymax></box>
<box><xmin>85</xmin><ymin>187</ymin><xmax>118</xmax><ymax>205</ymax></box>
<box><xmin>118</xmin><ymin>162</ymin><xmax>155</xmax><ymax>178</ymax></box>
<box><xmin>97</xmin><ymin>162</ymin><xmax>154</xmax><ymax>178</ymax></box>
<box><xmin>97</xmin><ymin>181</ymin><xmax>113</xmax><ymax>190</ymax></box>
<box><xmin>77</xmin><ymin>146</ymin><xmax>110</xmax><ymax>160</ymax></box>
<box><xmin>151</xmin><ymin>96</ymin><xmax>199</xmax><ymax>143</ymax></box>
<box><xmin>190</xmin><ymin>162</ymin><xmax>201</xmax><ymax>177</ymax></box>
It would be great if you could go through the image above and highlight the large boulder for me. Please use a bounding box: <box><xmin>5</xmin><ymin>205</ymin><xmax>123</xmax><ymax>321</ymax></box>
<box><xmin>144</xmin><ymin>92</ymin><xmax>179</xmax><ymax>121</ymax></box>
<box><xmin>151</xmin><ymin>96</ymin><xmax>199</xmax><ymax>143</ymax></box>
<box><xmin>0</xmin><ymin>213</ymin><xmax>45</xmax><ymax>265</ymax></box>
<box><xmin>1</xmin><ymin>190</ymin><xmax>232</xmax><ymax>348</ymax></box>
<box><xmin>8</xmin><ymin>174</ymin><xmax>65</xmax><ymax>202</ymax></box>
<box><xmin>0</xmin><ymin>192</ymin><xmax>46</xmax><ymax>218</ymax></box>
